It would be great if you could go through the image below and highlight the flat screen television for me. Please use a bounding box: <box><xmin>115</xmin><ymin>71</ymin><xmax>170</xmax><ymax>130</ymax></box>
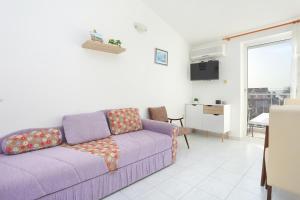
<box><xmin>190</xmin><ymin>60</ymin><xmax>219</xmax><ymax>80</ymax></box>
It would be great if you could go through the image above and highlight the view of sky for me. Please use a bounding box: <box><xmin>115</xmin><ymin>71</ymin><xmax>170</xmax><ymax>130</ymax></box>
<box><xmin>248</xmin><ymin>40</ymin><xmax>293</xmax><ymax>90</ymax></box>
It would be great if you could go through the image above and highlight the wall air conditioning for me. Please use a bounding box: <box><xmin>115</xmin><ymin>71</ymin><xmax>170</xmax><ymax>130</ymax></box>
<box><xmin>190</xmin><ymin>43</ymin><xmax>226</xmax><ymax>61</ymax></box>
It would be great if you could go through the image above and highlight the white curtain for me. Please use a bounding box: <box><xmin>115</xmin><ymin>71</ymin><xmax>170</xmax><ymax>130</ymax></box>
<box><xmin>292</xmin><ymin>24</ymin><xmax>300</xmax><ymax>98</ymax></box>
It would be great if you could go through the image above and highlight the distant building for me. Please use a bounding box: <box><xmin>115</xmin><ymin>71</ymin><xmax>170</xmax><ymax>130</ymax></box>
<box><xmin>248</xmin><ymin>87</ymin><xmax>290</xmax><ymax>120</ymax></box>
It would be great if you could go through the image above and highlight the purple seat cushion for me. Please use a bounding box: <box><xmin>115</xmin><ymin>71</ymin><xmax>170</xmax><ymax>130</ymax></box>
<box><xmin>63</xmin><ymin>111</ymin><xmax>111</xmax><ymax>145</ymax></box>
<box><xmin>0</xmin><ymin>146</ymin><xmax>108</xmax><ymax>200</ymax></box>
<box><xmin>113</xmin><ymin>130</ymin><xmax>172</xmax><ymax>168</ymax></box>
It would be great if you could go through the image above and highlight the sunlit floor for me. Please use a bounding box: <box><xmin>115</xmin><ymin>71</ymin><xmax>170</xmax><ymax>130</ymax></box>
<box><xmin>247</xmin><ymin>127</ymin><xmax>266</xmax><ymax>139</ymax></box>
<box><xmin>104</xmin><ymin>133</ymin><xmax>299</xmax><ymax>200</ymax></box>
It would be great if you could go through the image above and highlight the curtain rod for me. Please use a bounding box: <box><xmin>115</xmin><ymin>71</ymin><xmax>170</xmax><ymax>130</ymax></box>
<box><xmin>223</xmin><ymin>19</ymin><xmax>300</xmax><ymax>41</ymax></box>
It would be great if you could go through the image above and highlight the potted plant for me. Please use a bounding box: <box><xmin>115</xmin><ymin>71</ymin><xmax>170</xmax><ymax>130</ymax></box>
<box><xmin>108</xmin><ymin>39</ymin><xmax>122</xmax><ymax>47</ymax></box>
<box><xmin>193</xmin><ymin>98</ymin><xmax>199</xmax><ymax>104</ymax></box>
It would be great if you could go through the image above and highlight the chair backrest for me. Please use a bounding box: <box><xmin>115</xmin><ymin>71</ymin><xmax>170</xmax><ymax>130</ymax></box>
<box><xmin>148</xmin><ymin>106</ymin><xmax>168</xmax><ymax>122</ymax></box>
<box><xmin>284</xmin><ymin>98</ymin><xmax>300</xmax><ymax>105</ymax></box>
<box><xmin>268</xmin><ymin>105</ymin><xmax>300</xmax><ymax>195</ymax></box>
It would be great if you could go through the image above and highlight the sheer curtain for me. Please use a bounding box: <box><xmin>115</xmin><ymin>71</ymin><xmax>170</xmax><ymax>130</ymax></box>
<box><xmin>293</xmin><ymin>24</ymin><xmax>300</xmax><ymax>98</ymax></box>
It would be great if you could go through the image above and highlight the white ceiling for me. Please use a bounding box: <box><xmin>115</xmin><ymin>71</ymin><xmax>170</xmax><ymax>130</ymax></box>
<box><xmin>142</xmin><ymin>0</ymin><xmax>300</xmax><ymax>44</ymax></box>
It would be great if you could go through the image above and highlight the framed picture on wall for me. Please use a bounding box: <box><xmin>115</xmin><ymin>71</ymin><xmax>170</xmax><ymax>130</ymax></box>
<box><xmin>154</xmin><ymin>48</ymin><xmax>168</xmax><ymax>66</ymax></box>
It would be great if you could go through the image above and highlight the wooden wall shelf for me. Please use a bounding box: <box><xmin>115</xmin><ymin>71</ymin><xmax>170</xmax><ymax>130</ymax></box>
<box><xmin>82</xmin><ymin>40</ymin><xmax>126</xmax><ymax>54</ymax></box>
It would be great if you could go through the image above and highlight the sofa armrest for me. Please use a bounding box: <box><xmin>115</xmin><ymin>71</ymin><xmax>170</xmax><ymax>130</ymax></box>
<box><xmin>142</xmin><ymin>119</ymin><xmax>177</xmax><ymax>137</ymax></box>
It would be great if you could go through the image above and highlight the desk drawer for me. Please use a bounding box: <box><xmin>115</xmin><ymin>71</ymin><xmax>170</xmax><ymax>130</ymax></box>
<box><xmin>203</xmin><ymin>105</ymin><xmax>224</xmax><ymax>115</ymax></box>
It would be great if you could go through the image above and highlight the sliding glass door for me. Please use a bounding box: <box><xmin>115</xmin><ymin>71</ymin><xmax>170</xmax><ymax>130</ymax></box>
<box><xmin>247</xmin><ymin>40</ymin><xmax>293</xmax><ymax>137</ymax></box>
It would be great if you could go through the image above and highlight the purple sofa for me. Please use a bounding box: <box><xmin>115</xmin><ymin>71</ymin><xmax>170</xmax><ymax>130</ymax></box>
<box><xmin>0</xmin><ymin>117</ymin><xmax>177</xmax><ymax>200</ymax></box>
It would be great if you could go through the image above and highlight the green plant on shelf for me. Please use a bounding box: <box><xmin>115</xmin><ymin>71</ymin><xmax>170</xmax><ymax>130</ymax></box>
<box><xmin>108</xmin><ymin>39</ymin><xmax>122</xmax><ymax>47</ymax></box>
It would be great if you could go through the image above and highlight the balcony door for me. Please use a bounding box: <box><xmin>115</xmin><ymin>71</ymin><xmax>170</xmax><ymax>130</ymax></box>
<box><xmin>247</xmin><ymin>39</ymin><xmax>293</xmax><ymax>138</ymax></box>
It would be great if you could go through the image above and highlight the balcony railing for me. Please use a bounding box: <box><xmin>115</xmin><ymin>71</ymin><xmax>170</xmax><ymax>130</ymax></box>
<box><xmin>248</xmin><ymin>92</ymin><xmax>290</xmax><ymax>120</ymax></box>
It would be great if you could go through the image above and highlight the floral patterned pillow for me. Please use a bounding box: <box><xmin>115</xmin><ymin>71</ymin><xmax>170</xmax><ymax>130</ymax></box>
<box><xmin>2</xmin><ymin>128</ymin><xmax>62</xmax><ymax>155</ymax></box>
<box><xmin>107</xmin><ymin>108</ymin><xmax>143</xmax><ymax>135</ymax></box>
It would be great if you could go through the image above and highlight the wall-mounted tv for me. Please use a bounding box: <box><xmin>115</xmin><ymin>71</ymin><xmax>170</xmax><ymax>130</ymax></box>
<box><xmin>190</xmin><ymin>60</ymin><xmax>219</xmax><ymax>80</ymax></box>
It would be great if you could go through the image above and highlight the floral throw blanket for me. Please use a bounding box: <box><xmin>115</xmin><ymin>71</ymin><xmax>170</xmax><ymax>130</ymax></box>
<box><xmin>172</xmin><ymin>127</ymin><xmax>179</xmax><ymax>162</ymax></box>
<box><xmin>62</xmin><ymin>137</ymin><xmax>120</xmax><ymax>172</ymax></box>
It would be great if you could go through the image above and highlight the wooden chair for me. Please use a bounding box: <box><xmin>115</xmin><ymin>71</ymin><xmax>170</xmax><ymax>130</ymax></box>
<box><xmin>148</xmin><ymin>106</ymin><xmax>190</xmax><ymax>149</ymax></box>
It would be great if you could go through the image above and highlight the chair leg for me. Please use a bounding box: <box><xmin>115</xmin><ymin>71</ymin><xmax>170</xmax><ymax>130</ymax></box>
<box><xmin>179</xmin><ymin>119</ymin><xmax>184</xmax><ymax>127</ymax></box>
<box><xmin>183</xmin><ymin>134</ymin><xmax>190</xmax><ymax>149</ymax></box>
<box><xmin>267</xmin><ymin>185</ymin><xmax>272</xmax><ymax>200</ymax></box>
<box><xmin>260</xmin><ymin>155</ymin><xmax>266</xmax><ymax>186</ymax></box>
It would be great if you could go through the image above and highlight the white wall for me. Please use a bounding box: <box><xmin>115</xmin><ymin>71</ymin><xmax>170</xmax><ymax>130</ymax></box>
<box><xmin>191</xmin><ymin>43</ymin><xmax>242</xmax><ymax>138</ymax></box>
<box><xmin>0</xmin><ymin>0</ymin><xmax>191</xmax><ymax>135</ymax></box>
<box><xmin>191</xmin><ymin>25</ymin><xmax>300</xmax><ymax>138</ymax></box>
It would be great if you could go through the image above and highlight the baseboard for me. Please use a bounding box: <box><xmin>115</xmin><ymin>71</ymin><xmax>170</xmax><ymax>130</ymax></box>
<box><xmin>191</xmin><ymin>129</ymin><xmax>241</xmax><ymax>141</ymax></box>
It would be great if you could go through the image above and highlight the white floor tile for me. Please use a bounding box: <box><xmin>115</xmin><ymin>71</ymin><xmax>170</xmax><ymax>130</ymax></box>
<box><xmin>227</xmin><ymin>188</ymin><xmax>265</xmax><ymax>200</ymax></box>
<box><xmin>156</xmin><ymin>164</ymin><xmax>185</xmax><ymax>177</ymax></box>
<box><xmin>188</xmin><ymin>161</ymin><xmax>219</xmax><ymax>176</ymax></box>
<box><xmin>157</xmin><ymin>178</ymin><xmax>191</xmax><ymax>200</ymax></box>
<box><xmin>220</xmin><ymin>160</ymin><xmax>252</xmax><ymax>175</ymax></box>
<box><xmin>237</xmin><ymin>176</ymin><xmax>267</xmax><ymax>197</ymax></box>
<box><xmin>196</xmin><ymin>177</ymin><xmax>235</xmax><ymax>199</ymax></box>
<box><xmin>120</xmin><ymin>180</ymin><xmax>153</xmax><ymax>199</ymax></box>
<box><xmin>133</xmin><ymin>187</ymin><xmax>173</xmax><ymax>200</ymax></box>
<box><xmin>244</xmin><ymin>166</ymin><xmax>263</xmax><ymax>182</ymax></box>
<box><xmin>142</xmin><ymin>170</ymin><xmax>171</xmax><ymax>187</ymax></box>
<box><xmin>103</xmin><ymin>192</ymin><xmax>130</xmax><ymax>200</ymax></box>
<box><xmin>210</xmin><ymin>168</ymin><xmax>243</xmax><ymax>186</ymax></box>
<box><xmin>180</xmin><ymin>187</ymin><xmax>220</xmax><ymax>200</ymax></box>
<box><xmin>173</xmin><ymin>168</ymin><xmax>209</xmax><ymax>186</ymax></box>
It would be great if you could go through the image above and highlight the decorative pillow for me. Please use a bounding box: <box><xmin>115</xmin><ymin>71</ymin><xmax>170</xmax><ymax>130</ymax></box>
<box><xmin>63</xmin><ymin>111</ymin><xmax>111</xmax><ymax>145</ymax></box>
<box><xmin>2</xmin><ymin>128</ymin><xmax>62</xmax><ymax>155</ymax></box>
<box><xmin>107</xmin><ymin>108</ymin><xmax>143</xmax><ymax>135</ymax></box>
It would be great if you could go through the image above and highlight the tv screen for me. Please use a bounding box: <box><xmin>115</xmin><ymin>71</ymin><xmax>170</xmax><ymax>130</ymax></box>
<box><xmin>190</xmin><ymin>60</ymin><xmax>219</xmax><ymax>80</ymax></box>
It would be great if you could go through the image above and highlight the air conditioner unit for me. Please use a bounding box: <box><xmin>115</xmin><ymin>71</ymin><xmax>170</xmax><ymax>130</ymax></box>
<box><xmin>190</xmin><ymin>43</ymin><xmax>226</xmax><ymax>61</ymax></box>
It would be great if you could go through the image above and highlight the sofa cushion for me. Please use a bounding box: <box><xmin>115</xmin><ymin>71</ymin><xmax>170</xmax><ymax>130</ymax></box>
<box><xmin>2</xmin><ymin>128</ymin><xmax>62</xmax><ymax>155</ymax></box>
<box><xmin>63</xmin><ymin>111</ymin><xmax>110</xmax><ymax>145</ymax></box>
<box><xmin>113</xmin><ymin>130</ymin><xmax>172</xmax><ymax>167</ymax></box>
<box><xmin>0</xmin><ymin>145</ymin><xmax>108</xmax><ymax>200</ymax></box>
<box><xmin>107</xmin><ymin>108</ymin><xmax>143</xmax><ymax>135</ymax></box>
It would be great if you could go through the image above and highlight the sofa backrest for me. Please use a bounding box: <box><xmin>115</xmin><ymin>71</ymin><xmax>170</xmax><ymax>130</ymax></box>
<box><xmin>0</xmin><ymin>108</ymin><xmax>142</xmax><ymax>154</ymax></box>
<box><xmin>62</xmin><ymin>111</ymin><xmax>111</xmax><ymax>144</ymax></box>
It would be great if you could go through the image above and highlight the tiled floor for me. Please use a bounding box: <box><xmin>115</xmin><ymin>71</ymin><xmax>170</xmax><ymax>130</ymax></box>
<box><xmin>103</xmin><ymin>133</ymin><xmax>300</xmax><ymax>200</ymax></box>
